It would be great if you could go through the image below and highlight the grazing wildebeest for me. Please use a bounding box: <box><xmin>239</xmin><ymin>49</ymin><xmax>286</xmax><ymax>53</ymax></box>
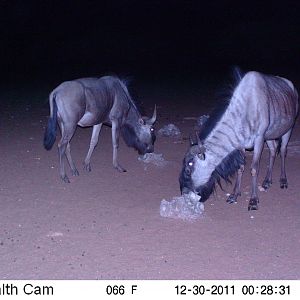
<box><xmin>179</xmin><ymin>70</ymin><xmax>298</xmax><ymax>210</ymax></box>
<box><xmin>44</xmin><ymin>76</ymin><xmax>157</xmax><ymax>183</ymax></box>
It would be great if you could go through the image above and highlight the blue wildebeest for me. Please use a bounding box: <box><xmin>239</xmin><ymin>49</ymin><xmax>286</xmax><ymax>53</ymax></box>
<box><xmin>44</xmin><ymin>76</ymin><xmax>157</xmax><ymax>183</ymax></box>
<box><xmin>179</xmin><ymin>70</ymin><xmax>298</xmax><ymax>210</ymax></box>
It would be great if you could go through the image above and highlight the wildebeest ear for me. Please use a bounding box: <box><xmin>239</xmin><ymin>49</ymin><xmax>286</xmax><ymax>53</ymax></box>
<box><xmin>189</xmin><ymin>134</ymin><xmax>197</xmax><ymax>146</ymax></box>
<box><xmin>197</xmin><ymin>152</ymin><xmax>206</xmax><ymax>160</ymax></box>
<box><xmin>139</xmin><ymin>118</ymin><xmax>145</xmax><ymax>125</ymax></box>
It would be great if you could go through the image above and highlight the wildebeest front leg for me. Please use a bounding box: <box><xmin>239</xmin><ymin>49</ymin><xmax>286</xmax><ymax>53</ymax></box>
<box><xmin>262</xmin><ymin>140</ymin><xmax>277</xmax><ymax>190</ymax></box>
<box><xmin>248</xmin><ymin>137</ymin><xmax>265</xmax><ymax>210</ymax></box>
<box><xmin>111</xmin><ymin>120</ymin><xmax>126</xmax><ymax>172</ymax></box>
<box><xmin>84</xmin><ymin>123</ymin><xmax>102</xmax><ymax>172</ymax></box>
<box><xmin>227</xmin><ymin>165</ymin><xmax>244</xmax><ymax>203</ymax></box>
<box><xmin>279</xmin><ymin>129</ymin><xmax>292</xmax><ymax>189</ymax></box>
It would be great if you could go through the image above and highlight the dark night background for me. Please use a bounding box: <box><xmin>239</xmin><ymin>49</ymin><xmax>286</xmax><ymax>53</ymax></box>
<box><xmin>2</xmin><ymin>1</ymin><xmax>300</xmax><ymax>280</ymax></box>
<box><xmin>1</xmin><ymin>0</ymin><xmax>300</xmax><ymax>87</ymax></box>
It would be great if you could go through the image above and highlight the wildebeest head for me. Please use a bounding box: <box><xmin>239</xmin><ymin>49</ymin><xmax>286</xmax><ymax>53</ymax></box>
<box><xmin>179</xmin><ymin>138</ymin><xmax>217</xmax><ymax>202</ymax></box>
<box><xmin>179</xmin><ymin>136</ymin><xmax>245</xmax><ymax>202</ymax></box>
<box><xmin>122</xmin><ymin>106</ymin><xmax>157</xmax><ymax>155</ymax></box>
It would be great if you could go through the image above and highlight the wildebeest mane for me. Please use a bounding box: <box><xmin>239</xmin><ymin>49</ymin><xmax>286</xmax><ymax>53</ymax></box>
<box><xmin>197</xmin><ymin>149</ymin><xmax>245</xmax><ymax>202</ymax></box>
<box><xmin>121</xmin><ymin>123</ymin><xmax>147</xmax><ymax>155</ymax></box>
<box><xmin>120</xmin><ymin>77</ymin><xmax>147</xmax><ymax>116</ymax></box>
<box><xmin>89</xmin><ymin>75</ymin><xmax>141</xmax><ymax>116</ymax></box>
<box><xmin>121</xmin><ymin>123</ymin><xmax>137</xmax><ymax>148</ymax></box>
<box><xmin>199</xmin><ymin>67</ymin><xmax>244</xmax><ymax>141</ymax></box>
<box><xmin>111</xmin><ymin>76</ymin><xmax>140</xmax><ymax>115</ymax></box>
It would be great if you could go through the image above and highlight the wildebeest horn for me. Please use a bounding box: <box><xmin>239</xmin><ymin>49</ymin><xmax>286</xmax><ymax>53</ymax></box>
<box><xmin>189</xmin><ymin>132</ymin><xmax>205</xmax><ymax>154</ymax></box>
<box><xmin>195</xmin><ymin>131</ymin><xmax>205</xmax><ymax>152</ymax></box>
<box><xmin>196</xmin><ymin>131</ymin><xmax>201</xmax><ymax>145</ymax></box>
<box><xmin>146</xmin><ymin>105</ymin><xmax>157</xmax><ymax>125</ymax></box>
<box><xmin>189</xmin><ymin>133</ymin><xmax>197</xmax><ymax>146</ymax></box>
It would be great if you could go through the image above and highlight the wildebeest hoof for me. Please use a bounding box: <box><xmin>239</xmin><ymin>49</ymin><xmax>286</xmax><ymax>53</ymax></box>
<box><xmin>72</xmin><ymin>169</ymin><xmax>79</xmax><ymax>176</ymax></box>
<box><xmin>61</xmin><ymin>175</ymin><xmax>70</xmax><ymax>183</ymax></box>
<box><xmin>262</xmin><ymin>179</ymin><xmax>272</xmax><ymax>190</ymax></box>
<box><xmin>280</xmin><ymin>178</ymin><xmax>288</xmax><ymax>189</ymax></box>
<box><xmin>114</xmin><ymin>165</ymin><xmax>127</xmax><ymax>172</ymax></box>
<box><xmin>83</xmin><ymin>163</ymin><xmax>92</xmax><ymax>172</ymax></box>
<box><xmin>226</xmin><ymin>194</ymin><xmax>238</xmax><ymax>204</ymax></box>
<box><xmin>248</xmin><ymin>197</ymin><xmax>259</xmax><ymax>211</ymax></box>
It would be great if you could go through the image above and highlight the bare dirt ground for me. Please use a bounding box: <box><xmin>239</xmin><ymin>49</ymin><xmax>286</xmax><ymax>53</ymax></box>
<box><xmin>1</xmin><ymin>80</ymin><xmax>300</xmax><ymax>280</ymax></box>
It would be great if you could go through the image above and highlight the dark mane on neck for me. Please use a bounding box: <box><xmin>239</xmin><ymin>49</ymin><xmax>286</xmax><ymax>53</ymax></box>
<box><xmin>198</xmin><ymin>99</ymin><xmax>230</xmax><ymax>141</ymax></box>
<box><xmin>199</xmin><ymin>67</ymin><xmax>244</xmax><ymax>141</ymax></box>
<box><xmin>121</xmin><ymin>123</ymin><xmax>148</xmax><ymax>155</ymax></box>
<box><xmin>114</xmin><ymin>78</ymin><xmax>139</xmax><ymax>113</ymax></box>
<box><xmin>197</xmin><ymin>149</ymin><xmax>245</xmax><ymax>202</ymax></box>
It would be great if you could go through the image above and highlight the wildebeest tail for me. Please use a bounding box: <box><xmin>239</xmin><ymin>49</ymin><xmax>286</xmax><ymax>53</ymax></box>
<box><xmin>43</xmin><ymin>93</ymin><xmax>58</xmax><ymax>150</ymax></box>
<box><xmin>276</xmin><ymin>138</ymin><xmax>282</xmax><ymax>156</ymax></box>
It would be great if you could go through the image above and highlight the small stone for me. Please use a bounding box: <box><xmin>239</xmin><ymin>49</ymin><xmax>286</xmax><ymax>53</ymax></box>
<box><xmin>160</xmin><ymin>192</ymin><xmax>204</xmax><ymax>221</ymax></box>
<box><xmin>158</xmin><ymin>124</ymin><xmax>181</xmax><ymax>137</ymax></box>
<box><xmin>138</xmin><ymin>153</ymin><xmax>168</xmax><ymax>167</ymax></box>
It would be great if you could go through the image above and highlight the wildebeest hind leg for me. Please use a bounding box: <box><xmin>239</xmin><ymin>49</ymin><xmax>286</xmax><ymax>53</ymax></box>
<box><xmin>66</xmin><ymin>142</ymin><xmax>79</xmax><ymax>176</ymax></box>
<box><xmin>58</xmin><ymin>139</ymin><xmax>70</xmax><ymax>183</ymax></box>
<box><xmin>262</xmin><ymin>140</ymin><xmax>277</xmax><ymax>190</ymax></box>
<box><xmin>58</xmin><ymin>123</ymin><xmax>77</xmax><ymax>183</ymax></box>
<box><xmin>84</xmin><ymin>123</ymin><xmax>102</xmax><ymax>172</ymax></box>
<box><xmin>279</xmin><ymin>129</ymin><xmax>292</xmax><ymax>189</ymax></box>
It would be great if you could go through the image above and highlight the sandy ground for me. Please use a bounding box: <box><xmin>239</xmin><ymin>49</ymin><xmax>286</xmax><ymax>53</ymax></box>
<box><xmin>0</xmin><ymin>80</ymin><xmax>300</xmax><ymax>280</ymax></box>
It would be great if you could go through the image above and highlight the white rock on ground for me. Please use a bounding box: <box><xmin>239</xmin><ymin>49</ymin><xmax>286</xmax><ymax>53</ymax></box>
<box><xmin>160</xmin><ymin>191</ymin><xmax>204</xmax><ymax>221</ymax></box>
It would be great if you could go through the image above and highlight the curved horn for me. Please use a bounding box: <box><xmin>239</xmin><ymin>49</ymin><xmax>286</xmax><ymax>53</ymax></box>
<box><xmin>147</xmin><ymin>105</ymin><xmax>157</xmax><ymax>125</ymax></box>
<box><xmin>189</xmin><ymin>133</ymin><xmax>197</xmax><ymax>146</ymax></box>
<box><xmin>195</xmin><ymin>131</ymin><xmax>205</xmax><ymax>152</ymax></box>
<box><xmin>189</xmin><ymin>134</ymin><xmax>195</xmax><ymax>146</ymax></box>
<box><xmin>196</xmin><ymin>131</ymin><xmax>201</xmax><ymax>146</ymax></box>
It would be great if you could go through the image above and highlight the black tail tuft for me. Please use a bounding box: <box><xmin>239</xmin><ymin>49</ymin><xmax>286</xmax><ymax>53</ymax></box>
<box><xmin>43</xmin><ymin>97</ymin><xmax>58</xmax><ymax>150</ymax></box>
<box><xmin>276</xmin><ymin>138</ymin><xmax>282</xmax><ymax>156</ymax></box>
